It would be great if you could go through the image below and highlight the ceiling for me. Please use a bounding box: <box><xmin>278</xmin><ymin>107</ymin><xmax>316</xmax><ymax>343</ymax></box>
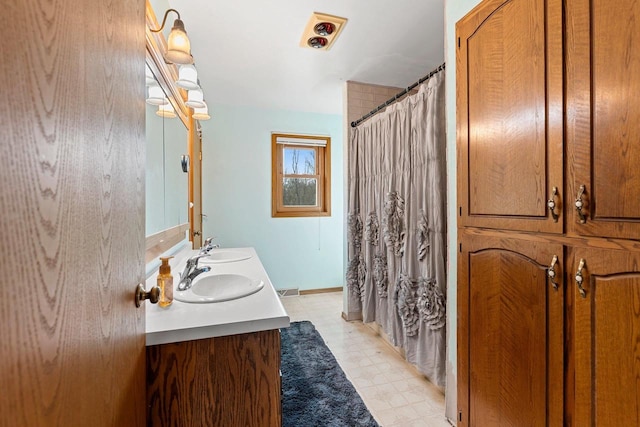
<box><xmin>167</xmin><ymin>0</ymin><xmax>445</xmax><ymax>115</ymax></box>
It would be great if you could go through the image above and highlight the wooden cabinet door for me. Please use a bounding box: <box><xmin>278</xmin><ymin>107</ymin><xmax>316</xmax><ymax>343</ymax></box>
<box><xmin>456</xmin><ymin>0</ymin><xmax>563</xmax><ymax>233</ymax></box>
<box><xmin>572</xmin><ymin>248</ymin><xmax>640</xmax><ymax>426</ymax></box>
<box><xmin>566</xmin><ymin>0</ymin><xmax>640</xmax><ymax>239</ymax></box>
<box><xmin>457</xmin><ymin>232</ymin><xmax>563</xmax><ymax>426</ymax></box>
<box><xmin>147</xmin><ymin>330</ymin><xmax>281</xmax><ymax>427</ymax></box>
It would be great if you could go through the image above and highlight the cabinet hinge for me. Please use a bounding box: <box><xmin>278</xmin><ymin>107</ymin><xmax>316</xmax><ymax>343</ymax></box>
<box><xmin>459</xmin><ymin>243</ymin><xmax>462</xmax><ymax>253</ymax></box>
<box><xmin>459</xmin><ymin>411</ymin><xmax>463</xmax><ymax>421</ymax></box>
<box><xmin>459</xmin><ymin>206</ymin><xmax>462</xmax><ymax>216</ymax></box>
<box><xmin>199</xmin><ymin>151</ymin><xmax>202</xmax><ymax>161</ymax></box>
<box><xmin>458</xmin><ymin>37</ymin><xmax>461</xmax><ymax>48</ymax></box>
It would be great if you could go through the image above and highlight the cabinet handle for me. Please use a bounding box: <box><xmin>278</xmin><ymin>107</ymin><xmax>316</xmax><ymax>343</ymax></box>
<box><xmin>547</xmin><ymin>255</ymin><xmax>560</xmax><ymax>290</ymax></box>
<box><xmin>547</xmin><ymin>187</ymin><xmax>560</xmax><ymax>222</ymax></box>
<box><xmin>575</xmin><ymin>185</ymin><xmax>587</xmax><ymax>223</ymax></box>
<box><xmin>575</xmin><ymin>258</ymin><xmax>587</xmax><ymax>298</ymax></box>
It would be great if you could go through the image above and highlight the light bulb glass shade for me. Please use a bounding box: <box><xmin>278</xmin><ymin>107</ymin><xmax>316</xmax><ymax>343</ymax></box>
<box><xmin>146</xmin><ymin>85</ymin><xmax>169</xmax><ymax>105</ymax></box>
<box><xmin>165</xmin><ymin>19</ymin><xmax>193</xmax><ymax>64</ymax></box>
<box><xmin>192</xmin><ymin>102</ymin><xmax>210</xmax><ymax>120</ymax></box>
<box><xmin>185</xmin><ymin>89</ymin><xmax>205</xmax><ymax>108</ymax></box>
<box><xmin>176</xmin><ymin>64</ymin><xmax>199</xmax><ymax>90</ymax></box>
<box><xmin>156</xmin><ymin>103</ymin><xmax>177</xmax><ymax>118</ymax></box>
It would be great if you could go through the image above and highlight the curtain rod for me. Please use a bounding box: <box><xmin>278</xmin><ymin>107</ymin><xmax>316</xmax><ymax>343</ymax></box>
<box><xmin>350</xmin><ymin>62</ymin><xmax>445</xmax><ymax>128</ymax></box>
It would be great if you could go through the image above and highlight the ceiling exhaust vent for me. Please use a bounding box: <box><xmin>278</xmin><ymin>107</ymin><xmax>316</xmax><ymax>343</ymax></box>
<box><xmin>299</xmin><ymin>12</ymin><xmax>348</xmax><ymax>51</ymax></box>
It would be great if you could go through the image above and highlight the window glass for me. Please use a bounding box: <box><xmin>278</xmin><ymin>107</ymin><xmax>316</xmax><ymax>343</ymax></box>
<box><xmin>284</xmin><ymin>148</ymin><xmax>316</xmax><ymax>175</ymax></box>
<box><xmin>283</xmin><ymin>178</ymin><xmax>318</xmax><ymax>206</ymax></box>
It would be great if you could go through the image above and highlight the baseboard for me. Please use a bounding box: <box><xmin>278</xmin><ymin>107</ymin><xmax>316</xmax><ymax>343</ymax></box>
<box><xmin>299</xmin><ymin>287</ymin><xmax>343</xmax><ymax>295</ymax></box>
<box><xmin>277</xmin><ymin>288</ymin><xmax>299</xmax><ymax>297</ymax></box>
<box><xmin>341</xmin><ymin>311</ymin><xmax>363</xmax><ymax>322</ymax></box>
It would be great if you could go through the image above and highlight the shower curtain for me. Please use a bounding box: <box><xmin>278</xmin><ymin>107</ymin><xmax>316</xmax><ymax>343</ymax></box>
<box><xmin>347</xmin><ymin>71</ymin><xmax>446</xmax><ymax>386</ymax></box>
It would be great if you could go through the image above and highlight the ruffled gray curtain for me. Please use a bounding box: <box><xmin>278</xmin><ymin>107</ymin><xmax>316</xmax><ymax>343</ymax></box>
<box><xmin>347</xmin><ymin>71</ymin><xmax>446</xmax><ymax>386</ymax></box>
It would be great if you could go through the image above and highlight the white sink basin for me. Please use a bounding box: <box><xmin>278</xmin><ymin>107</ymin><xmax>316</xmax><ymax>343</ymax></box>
<box><xmin>200</xmin><ymin>250</ymin><xmax>252</xmax><ymax>264</ymax></box>
<box><xmin>174</xmin><ymin>274</ymin><xmax>264</xmax><ymax>303</ymax></box>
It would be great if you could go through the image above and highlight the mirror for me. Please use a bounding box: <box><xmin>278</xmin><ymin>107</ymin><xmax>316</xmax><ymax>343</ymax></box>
<box><xmin>145</xmin><ymin>68</ymin><xmax>189</xmax><ymax>237</ymax></box>
<box><xmin>145</xmin><ymin>0</ymin><xmax>203</xmax><ymax>263</ymax></box>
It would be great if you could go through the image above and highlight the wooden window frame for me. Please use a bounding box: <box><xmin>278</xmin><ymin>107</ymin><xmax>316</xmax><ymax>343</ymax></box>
<box><xmin>271</xmin><ymin>133</ymin><xmax>331</xmax><ymax>217</ymax></box>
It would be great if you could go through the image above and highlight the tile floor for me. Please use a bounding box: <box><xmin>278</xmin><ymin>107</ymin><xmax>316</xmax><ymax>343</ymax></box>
<box><xmin>280</xmin><ymin>291</ymin><xmax>452</xmax><ymax>427</ymax></box>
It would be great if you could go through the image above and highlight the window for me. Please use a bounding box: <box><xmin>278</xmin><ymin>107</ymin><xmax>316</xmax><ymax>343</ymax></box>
<box><xmin>272</xmin><ymin>133</ymin><xmax>331</xmax><ymax>217</ymax></box>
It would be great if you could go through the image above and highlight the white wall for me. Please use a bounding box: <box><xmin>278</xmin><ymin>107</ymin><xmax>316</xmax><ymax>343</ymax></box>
<box><xmin>444</xmin><ymin>0</ymin><xmax>483</xmax><ymax>421</ymax></box>
<box><xmin>200</xmin><ymin>104</ymin><xmax>344</xmax><ymax>291</ymax></box>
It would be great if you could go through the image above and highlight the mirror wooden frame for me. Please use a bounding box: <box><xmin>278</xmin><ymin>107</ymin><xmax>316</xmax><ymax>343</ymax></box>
<box><xmin>145</xmin><ymin>0</ymin><xmax>203</xmax><ymax>263</ymax></box>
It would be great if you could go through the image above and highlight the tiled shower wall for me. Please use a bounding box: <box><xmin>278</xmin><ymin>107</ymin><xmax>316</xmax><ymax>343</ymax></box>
<box><xmin>345</xmin><ymin>81</ymin><xmax>405</xmax><ymax>129</ymax></box>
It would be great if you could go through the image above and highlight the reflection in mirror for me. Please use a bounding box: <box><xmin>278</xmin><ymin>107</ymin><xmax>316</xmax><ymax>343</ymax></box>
<box><xmin>145</xmin><ymin>66</ymin><xmax>189</xmax><ymax>236</ymax></box>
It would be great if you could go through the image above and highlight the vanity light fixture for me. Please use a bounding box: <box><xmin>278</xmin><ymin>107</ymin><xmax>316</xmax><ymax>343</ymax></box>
<box><xmin>192</xmin><ymin>101</ymin><xmax>210</xmax><ymax>120</ymax></box>
<box><xmin>176</xmin><ymin>64</ymin><xmax>200</xmax><ymax>90</ymax></box>
<box><xmin>185</xmin><ymin>88</ymin><xmax>205</xmax><ymax>108</ymax></box>
<box><xmin>150</xmin><ymin>9</ymin><xmax>194</xmax><ymax>64</ymax></box>
<box><xmin>146</xmin><ymin>84</ymin><xmax>169</xmax><ymax>105</ymax></box>
<box><xmin>156</xmin><ymin>103</ymin><xmax>177</xmax><ymax>118</ymax></box>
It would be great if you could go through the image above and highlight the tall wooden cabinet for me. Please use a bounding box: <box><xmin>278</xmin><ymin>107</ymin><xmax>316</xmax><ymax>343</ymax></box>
<box><xmin>457</xmin><ymin>0</ymin><xmax>640</xmax><ymax>425</ymax></box>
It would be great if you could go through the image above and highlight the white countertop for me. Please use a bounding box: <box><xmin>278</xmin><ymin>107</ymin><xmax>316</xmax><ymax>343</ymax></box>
<box><xmin>145</xmin><ymin>247</ymin><xmax>290</xmax><ymax>346</ymax></box>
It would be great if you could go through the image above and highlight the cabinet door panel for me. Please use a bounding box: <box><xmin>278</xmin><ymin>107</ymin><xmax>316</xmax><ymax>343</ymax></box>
<box><xmin>469</xmin><ymin>250</ymin><xmax>546</xmax><ymax>426</ymax></box>
<box><xmin>457</xmin><ymin>0</ymin><xmax>563</xmax><ymax>233</ymax></box>
<box><xmin>572</xmin><ymin>249</ymin><xmax>640</xmax><ymax>427</ymax></box>
<box><xmin>147</xmin><ymin>330</ymin><xmax>282</xmax><ymax>427</ymax></box>
<box><xmin>458</xmin><ymin>232</ymin><xmax>563</xmax><ymax>426</ymax></box>
<box><xmin>567</xmin><ymin>0</ymin><xmax>640</xmax><ymax>239</ymax></box>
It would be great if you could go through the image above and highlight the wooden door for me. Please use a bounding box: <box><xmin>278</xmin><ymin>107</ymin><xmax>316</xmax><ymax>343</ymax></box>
<box><xmin>566</xmin><ymin>0</ymin><xmax>640</xmax><ymax>240</ymax></box>
<box><xmin>572</xmin><ymin>248</ymin><xmax>640</xmax><ymax>426</ymax></box>
<box><xmin>0</xmin><ymin>0</ymin><xmax>146</xmax><ymax>425</ymax></box>
<box><xmin>456</xmin><ymin>0</ymin><xmax>563</xmax><ymax>233</ymax></box>
<box><xmin>458</xmin><ymin>232</ymin><xmax>563</xmax><ymax>426</ymax></box>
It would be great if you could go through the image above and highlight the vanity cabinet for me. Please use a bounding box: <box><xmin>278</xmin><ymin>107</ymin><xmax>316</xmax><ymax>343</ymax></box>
<box><xmin>146</xmin><ymin>329</ymin><xmax>282</xmax><ymax>427</ymax></box>
<box><xmin>457</xmin><ymin>0</ymin><xmax>640</xmax><ymax>425</ymax></box>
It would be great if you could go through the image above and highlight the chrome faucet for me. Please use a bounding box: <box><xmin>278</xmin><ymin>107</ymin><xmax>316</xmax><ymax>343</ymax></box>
<box><xmin>199</xmin><ymin>236</ymin><xmax>220</xmax><ymax>254</ymax></box>
<box><xmin>177</xmin><ymin>253</ymin><xmax>211</xmax><ymax>291</ymax></box>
